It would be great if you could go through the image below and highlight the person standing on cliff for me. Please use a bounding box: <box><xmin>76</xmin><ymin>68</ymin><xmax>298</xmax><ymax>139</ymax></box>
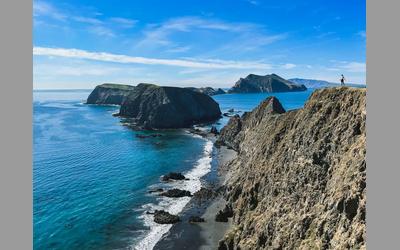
<box><xmin>340</xmin><ymin>74</ymin><xmax>346</xmax><ymax>86</ymax></box>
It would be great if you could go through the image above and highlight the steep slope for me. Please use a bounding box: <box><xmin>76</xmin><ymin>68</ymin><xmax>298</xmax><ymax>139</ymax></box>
<box><xmin>118</xmin><ymin>83</ymin><xmax>222</xmax><ymax>129</ymax></box>
<box><xmin>228</xmin><ymin>74</ymin><xmax>307</xmax><ymax>93</ymax></box>
<box><xmin>217</xmin><ymin>87</ymin><xmax>366</xmax><ymax>249</ymax></box>
<box><xmin>86</xmin><ymin>83</ymin><xmax>135</xmax><ymax>105</ymax></box>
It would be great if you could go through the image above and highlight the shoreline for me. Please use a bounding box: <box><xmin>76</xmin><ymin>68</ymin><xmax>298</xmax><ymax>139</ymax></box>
<box><xmin>153</xmin><ymin>133</ymin><xmax>237</xmax><ymax>250</ymax></box>
<box><xmin>133</xmin><ymin>131</ymin><xmax>215</xmax><ymax>250</ymax></box>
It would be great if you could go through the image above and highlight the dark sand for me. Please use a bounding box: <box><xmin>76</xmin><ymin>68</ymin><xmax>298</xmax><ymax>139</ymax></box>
<box><xmin>154</xmin><ymin>142</ymin><xmax>236</xmax><ymax>250</ymax></box>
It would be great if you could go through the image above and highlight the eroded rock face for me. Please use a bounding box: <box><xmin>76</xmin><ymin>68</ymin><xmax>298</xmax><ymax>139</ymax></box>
<box><xmin>86</xmin><ymin>83</ymin><xmax>135</xmax><ymax>105</ymax></box>
<box><xmin>119</xmin><ymin>83</ymin><xmax>222</xmax><ymax>129</ymax></box>
<box><xmin>228</xmin><ymin>73</ymin><xmax>307</xmax><ymax>93</ymax></box>
<box><xmin>216</xmin><ymin>97</ymin><xmax>285</xmax><ymax>151</ymax></box>
<box><xmin>218</xmin><ymin>87</ymin><xmax>366</xmax><ymax>249</ymax></box>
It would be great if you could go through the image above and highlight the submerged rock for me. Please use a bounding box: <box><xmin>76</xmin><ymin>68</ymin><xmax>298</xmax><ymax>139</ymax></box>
<box><xmin>118</xmin><ymin>83</ymin><xmax>222</xmax><ymax>129</ymax></box>
<box><xmin>161</xmin><ymin>172</ymin><xmax>186</xmax><ymax>181</ymax></box>
<box><xmin>154</xmin><ymin>210</ymin><xmax>180</xmax><ymax>224</ymax></box>
<box><xmin>161</xmin><ymin>188</ymin><xmax>192</xmax><ymax>198</ymax></box>
<box><xmin>86</xmin><ymin>83</ymin><xmax>135</xmax><ymax>105</ymax></box>
<box><xmin>228</xmin><ymin>73</ymin><xmax>306</xmax><ymax>93</ymax></box>
<box><xmin>148</xmin><ymin>188</ymin><xmax>164</xmax><ymax>194</ymax></box>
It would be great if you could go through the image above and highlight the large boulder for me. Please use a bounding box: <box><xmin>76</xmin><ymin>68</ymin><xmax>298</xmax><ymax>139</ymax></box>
<box><xmin>86</xmin><ymin>83</ymin><xmax>135</xmax><ymax>105</ymax></box>
<box><xmin>160</xmin><ymin>189</ymin><xmax>192</xmax><ymax>198</ymax></box>
<box><xmin>153</xmin><ymin>210</ymin><xmax>180</xmax><ymax>224</ymax></box>
<box><xmin>161</xmin><ymin>172</ymin><xmax>186</xmax><ymax>181</ymax></box>
<box><xmin>119</xmin><ymin>83</ymin><xmax>222</xmax><ymax>129</ymax></box>
<box><xmin>228</xmin><ymin>73</ymin><xmax>307</xmax><ymax>93</ymax></box>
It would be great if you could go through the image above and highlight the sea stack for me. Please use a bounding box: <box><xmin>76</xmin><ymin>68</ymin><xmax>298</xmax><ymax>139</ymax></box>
<box><xmin>118</xmin><ymin>83</ymin><xmax>222</xmax><ymax>129</ymax></box>
<box><xmin>228</xmin><ymin>73</ymin><xmax>307</xmax><ymax>93</ymax></box>
<box><xmin>86</xmin><ymin>83</ymin><xmax>135</xmax><ymax>105</ymax></box>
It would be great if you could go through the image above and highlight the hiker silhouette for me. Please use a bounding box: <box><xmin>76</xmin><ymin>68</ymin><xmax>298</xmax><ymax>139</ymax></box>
<box><xmin>340</xmin><ymin>74</ymin><xmax>346</xmax><ymax>86</ymax></box>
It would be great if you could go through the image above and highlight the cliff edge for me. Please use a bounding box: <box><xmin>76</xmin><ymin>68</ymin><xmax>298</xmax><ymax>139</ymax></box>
<box><xmin>218</xmin><ymin>87</ymin><xmax>366</xmax><ymax>249</ymax></box>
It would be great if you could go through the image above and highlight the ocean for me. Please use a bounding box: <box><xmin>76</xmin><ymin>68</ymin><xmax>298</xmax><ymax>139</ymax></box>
<box><xmin>33</xmin><ymin>89</ymin><xmax>313</xmax><ymax>250</ymax></box>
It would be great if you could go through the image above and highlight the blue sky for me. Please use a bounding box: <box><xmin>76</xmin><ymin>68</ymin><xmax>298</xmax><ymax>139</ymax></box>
<box><xmin>33</xmin><ymin>0</ymin><xmax>366</xmax><ymax>89</ymax></box>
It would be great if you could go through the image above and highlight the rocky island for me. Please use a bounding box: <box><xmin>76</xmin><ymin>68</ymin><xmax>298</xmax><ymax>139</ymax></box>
<box><xmin>185</xmin><ymin>87</ymin><xmax>226</xmax><ymax>96</ymax></box>
<box><xmin>228</xmin><ymin>73</ymin><xmax>307</xmax><ymax>93</ymax></box>
<box><xmin>118</xmin><ymin>83</ymin><xmax>222</xmax><ymax>129</ymax></box>
<box><xmin>86</xmin><ymin>83</ymin><xmax>135</xmax><ymax>105</ymax></box>
<box><xmin>217</xmin><ymin>87</ymin><xmax>366</xmax><ymax>249</ymax></box>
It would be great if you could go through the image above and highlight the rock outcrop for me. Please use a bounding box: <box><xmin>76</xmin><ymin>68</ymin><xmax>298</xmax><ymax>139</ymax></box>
<box><xmin>118</xmin><ymin>83</ymin><xmax>222</xmax><ymax>129</ymax></box>
<box><xmin>218</xmin><ymin>87</ymin><xmax>366</xmax><ymax>249</ymax></box>
<box><xmin>86</xmin><ymin>83</ymin><xmax>135</xmax><ymax>105</ymax></box>
<box><xmin>154</xmin><ymin>210</ymin><xmax>180</xmax><ymax>224</ymax></box>
<box><xmin>161</xmin><ymin>189</ymin><xmax>192</xmax><ymax>198</ymax></box>
<box><xmin>186</xmin><ymin>87</ymin><xmax>226</xmax><ymax>96</ymax></box>
<box><xmin>216</xmin><ymin>97</ymin><xmax>285</xmax><ymax>151</ymax></box>
<box><xmin>228</xmin><ymin>74</ymin><xmax>307</xmax><ymax>93</ymax></box>
<box><xmin>161</xmin><ymin>172</ymin><xmax>186</xmax><ymax>181</ymax></box>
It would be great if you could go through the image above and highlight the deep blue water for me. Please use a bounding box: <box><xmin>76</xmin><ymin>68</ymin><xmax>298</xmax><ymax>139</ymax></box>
<box><xmin>33</xmin><ymin>89</ymin><xmax>313</xmax><ymax>250</ymax></box>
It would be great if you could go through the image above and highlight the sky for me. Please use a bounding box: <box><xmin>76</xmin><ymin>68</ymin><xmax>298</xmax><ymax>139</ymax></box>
<box><xmin>33</xmin><ymin>0</ymin><xmax>366</xmax><ymax>89</ymax></box>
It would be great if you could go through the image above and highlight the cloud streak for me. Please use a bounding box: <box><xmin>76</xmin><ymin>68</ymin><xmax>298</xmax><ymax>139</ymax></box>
<box><xmin>33</xmin><ymin>47</ymin><xmax>272</xmax><ymax>70</ymax></box>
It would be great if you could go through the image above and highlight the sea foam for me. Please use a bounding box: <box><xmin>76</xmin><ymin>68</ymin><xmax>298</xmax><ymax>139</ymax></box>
<box><xmin>134</xmin><ymin>139</ymin><xmax>213</xmax><ymax>250</ymax></box>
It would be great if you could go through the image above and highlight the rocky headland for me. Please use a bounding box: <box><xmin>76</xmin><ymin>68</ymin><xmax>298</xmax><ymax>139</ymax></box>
<box><xmin>228</xmin><ymin>74</ymin><xmax>307</xmax><ymax>93</ymax></box>
<box><xmin>86</xmin><ymin>83</ymin><xmax>135</xmax><ymax>105</ymax></box>
<box><xmin>118</xmin><ymin>83</ymin><xmax>222</xmax><ymax>129</ymax></box>
<box><xmin>217</xmin><ymin>87</ymin><xmax>366</xmax><ymax>249</ymax></box>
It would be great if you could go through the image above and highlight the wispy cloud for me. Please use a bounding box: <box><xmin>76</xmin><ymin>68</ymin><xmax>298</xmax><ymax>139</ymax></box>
<box><xmin>340</xmin><ymin>62</ymin><xmax>366</xmax><ymax>73</ymax></box>
<box><xmin>135</xmin><ymin>16</ymin><xmax>286</xmax><ymax>51</ymax></box>
<box><xmin>33</xmin><ymin>0</ymin><xmax>67</xmax><ymax>21</ymax></box>
<box><xmin>246</xmin><ymin>0</ymin><xmax>260</xmax><ymax>6</ymax></box>
<box><xmin>33</xmin><ymin>47</ymin><xmax>273</xmax><ymax>70</ymax></box>
<box><xmin>109</xmin><ymin>17</ymin><xmax>138</xmax><ymax>28</ymax></box>
<box><xmin>281</xmin><ymin>63</ymin><xmax>296</xmax><ymax>69</ymax></box>
<box><xmin>166</xmin><ymin>46</ymin><xmax>191</xmax><ymax>53</ymax></box>
<box><xmin>357</xmin><ymin>30</ymin><xmax>366</xmax><ymax>38</ymax></box>
<box><xmin>34</xmin><ymin>0</ymin><xmax>137</xmax><ymax>38</ymax></box>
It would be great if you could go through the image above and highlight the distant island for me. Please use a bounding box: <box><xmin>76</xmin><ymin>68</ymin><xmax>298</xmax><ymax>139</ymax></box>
<box><xmin>228</xmin><ymin>73</ymin><xmax>307</xmax><ymax>93</ymax></box>
<box><xmin>185</xmin><ymin>87</ymin><xmax>226</xmax><ymax>96</ymax></box>
<box><xmin>289</xmin><ymin>78</ymin><xmax>366</xmax><ymax>89</ymax></box>
<box><xmin>86</xmin><ymin>83</ymin><xmax>135</xmax><ymax>105</ymax></box>
<box><xmin>87</xmin><ymin>83</ymin><xmax>221</xmax><ymax>129</ymax></box>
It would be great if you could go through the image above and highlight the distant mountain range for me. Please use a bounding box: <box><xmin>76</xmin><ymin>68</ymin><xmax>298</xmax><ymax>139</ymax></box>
<box><xmin>289</xmin><ymin>78</ymin><xmax>366</xmax><ymax>89</ymax></box>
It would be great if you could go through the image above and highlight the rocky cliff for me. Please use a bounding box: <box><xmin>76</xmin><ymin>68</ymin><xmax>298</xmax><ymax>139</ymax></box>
<box><xmin>229</xmin><ymin>74</ymin><xmax>307</xmax><ymax>93</ymax></box>
<box><xmin>186</xmin><ymin>87</ymin><xmax>226</xmax><ymax>96</ymax></box>
<box><xmin>86</xmin><ymin>83</ymin><xmax>135</xmax><ymax>105</ymax></box>
<box><xmin>118</xmin><ymin>83</ymin><xmax>222</xmax><ymax>129</ymax></box>
<box><xmin>217</xmin><ymin>87</ymin><xmax>366</xmax><ymax>249</ymax></box>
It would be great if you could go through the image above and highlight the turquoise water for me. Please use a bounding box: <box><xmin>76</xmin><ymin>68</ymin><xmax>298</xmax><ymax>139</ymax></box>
<box><xmin>33</xmin><ymin>89</ymin><xmax>313</xmax><ymax>250</ymax></box>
